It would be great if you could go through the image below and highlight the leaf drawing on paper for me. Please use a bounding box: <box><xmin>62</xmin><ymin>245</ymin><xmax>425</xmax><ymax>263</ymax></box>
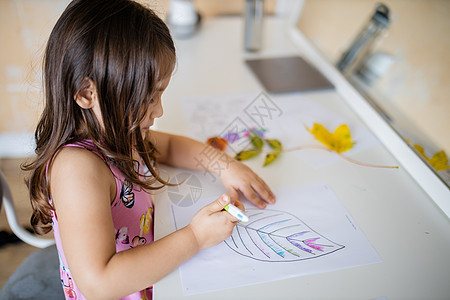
<box><xmin>225</xmin><ymin>209</ymin><xmax>344</xmax><ymax>262</ymax></box>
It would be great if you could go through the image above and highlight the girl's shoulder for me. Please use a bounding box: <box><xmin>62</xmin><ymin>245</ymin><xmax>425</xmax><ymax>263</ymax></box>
<box><xmin>50</xmin><ymin>145</ymin><xmax>116</xmax><ymax>200</ymax></box>
<box><xmin>52</xmin><ymin>140</ymin><xmax>107</xmax><ymax>171</ymax></box>
<box><xmin>53</xmin><ymin>145</ymin><xmax>106</xmax><ymax>173</ymax></box>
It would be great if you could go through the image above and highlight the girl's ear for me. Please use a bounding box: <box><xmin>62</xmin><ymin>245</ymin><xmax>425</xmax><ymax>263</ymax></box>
<box><xmin>74</xmin><ymin>78</ymin><xmax>98</xmax><ymax>109</ymax></box>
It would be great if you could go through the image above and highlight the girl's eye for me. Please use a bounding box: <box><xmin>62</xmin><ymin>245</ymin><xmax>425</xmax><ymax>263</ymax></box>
<box><xmin>148</xmin><ymin>98</ymin><xmax>155</xmax><ymax>104</ymax></box>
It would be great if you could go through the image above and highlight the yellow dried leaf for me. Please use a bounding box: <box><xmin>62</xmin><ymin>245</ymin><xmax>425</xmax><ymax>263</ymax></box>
<box><xmin>414</xmin><ymin>144</ymin><xmax>449</xmax><ymax>171</ymax></box>
<box><xmin>235</xmin><ymin>149</ymin><xmax>261</xmax><ymax>161</ymax></box>
<box><xmin>263</xmin><ymin>151</ymin><xmax>281</xmax><ymax>167</ymax></box>
<box><xmin>430</xmin><ymin>151</ymin><xmax>450</xmax><ymax>171</ymax></box>
<box><xmin>307</xmin><ymin>123</ymin><xmax>355</xmax><ymax>153</ymax></box>
<box><xmin>265</xmin><ymin>139</ymin><xmax>282</xmax><ymax>150</ymax></box>
<box><xmin>249</xmin><ymin>133</ymin><xmax>264</xmax><ymax>150</ymax></box>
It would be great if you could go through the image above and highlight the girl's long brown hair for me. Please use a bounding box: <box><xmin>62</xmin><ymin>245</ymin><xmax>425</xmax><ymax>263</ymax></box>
<box><xmin>22</xmin><ymin>0</ymin><xmax>176</xmax><ymax>235</ymax></box>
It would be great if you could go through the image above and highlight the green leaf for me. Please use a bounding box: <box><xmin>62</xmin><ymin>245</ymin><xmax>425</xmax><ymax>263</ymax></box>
<box><xmin>265</xmin><ymin>139</ymin><xmax>282</xmax><ymax>150</ymax></box>
<box><xmin>263</xmin><ymin>151</ymin><xmax>281</xmax><ymax>166</ymax></box>
<box><xmin>249</xmin><ymin>133</ymin><xmax>264</xmax><ymax>150</ymax></box>
<box><xmin>235</xmin><ymin>149</ymin><xmax>261</xmax><ymax>161</ymax></box>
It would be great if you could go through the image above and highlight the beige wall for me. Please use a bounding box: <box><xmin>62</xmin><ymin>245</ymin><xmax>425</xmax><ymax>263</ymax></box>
<box><xmin>0</xmin><ymin>0</ymin><xmax>169</xmax><ymax>136</ymax></box>
<box><xmin>0</xmin><ymin>0</ymin><xmax>69</xmax><ymax>133</ymax></box>
<box><xmin>298</xmin><ymin>0</ymin><xmax>450</xmax><ymax>154</ymax></box>
<box><xmin>0</xmin><ymin>0</ymin><xmax>275</xmax><ymax>142</ymax></box>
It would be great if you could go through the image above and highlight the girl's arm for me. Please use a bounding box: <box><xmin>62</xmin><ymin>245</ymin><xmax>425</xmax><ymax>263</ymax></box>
<box><xmin>51</xmin><ymin>147</ymin><xmax>237</xmax><ymax>300</ymax></box>
<box><xmin>148</xmin><ymin>130</ymin><xmax>276</xmax><ymax>208</ymax></box>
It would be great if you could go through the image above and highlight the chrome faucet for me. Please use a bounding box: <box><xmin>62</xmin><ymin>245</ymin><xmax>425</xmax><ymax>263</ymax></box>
<box><xmin>337</xmin><ymin>4</ymin><xmax>390</xmax><ymax>74</ymax></box>
<box><xmin>244</xmin><ymin>0</ymin><xmax>264</xmax><ymax>51</ymax></box>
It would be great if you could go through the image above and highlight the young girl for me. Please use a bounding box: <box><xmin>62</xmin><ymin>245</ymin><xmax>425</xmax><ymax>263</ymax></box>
<box><xmin>23</xmin><ymin>0</ymin><xmax>275</xmax><ymax>299</ymax></box>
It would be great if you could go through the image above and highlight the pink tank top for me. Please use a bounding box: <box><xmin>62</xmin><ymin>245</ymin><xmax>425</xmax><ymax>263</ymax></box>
<box><xmin>51</xmin><ymin>140</ymin><xmax>154</xmax><ymax>299</ymax></box>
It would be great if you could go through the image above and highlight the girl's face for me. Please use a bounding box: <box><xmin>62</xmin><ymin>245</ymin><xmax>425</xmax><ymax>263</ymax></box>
<box><xmin>140</xmin><ymin>76</ymin><xmax>171</xmax><ymax>133</ymax></box>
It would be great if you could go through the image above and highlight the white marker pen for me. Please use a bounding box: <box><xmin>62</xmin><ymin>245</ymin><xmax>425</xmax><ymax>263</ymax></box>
<box><xmin>224</xmin><ymin>203</ymin><xmax>249</xmax><ymax>223</ymax></box>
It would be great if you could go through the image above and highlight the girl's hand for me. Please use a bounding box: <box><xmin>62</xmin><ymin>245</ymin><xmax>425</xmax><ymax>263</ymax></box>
<box><xmin>187</xmin><ymin>194</ymin><xmax>240</xmax><ymax>250</ymax></box>
<box><xmin>220</xmin><ymin>160</ymin><xmax>276</xmax><ymax>209</ymax></box>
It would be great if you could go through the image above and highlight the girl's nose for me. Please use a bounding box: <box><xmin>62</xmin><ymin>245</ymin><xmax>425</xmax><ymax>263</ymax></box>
<box><xmin>152</xmin><ymin>100</ymin><xmax>163</xmax><ymax>118</ymax></box>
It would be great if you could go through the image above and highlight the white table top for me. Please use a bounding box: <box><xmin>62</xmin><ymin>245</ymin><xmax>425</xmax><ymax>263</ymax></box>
<box><xmin>153</xmin><ymin>16</ymin><xmax>450</xmax><ymax>300</ymax></box>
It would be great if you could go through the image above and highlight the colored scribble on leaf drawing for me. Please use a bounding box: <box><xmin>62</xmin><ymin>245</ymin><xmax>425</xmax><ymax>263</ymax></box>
<box><xmin>306</xmin><ymin>123</ymin><xmax>355</xmax><ymax>153</ymax></box>
<box><xmin>225</xmin><ymin>209</ymin><xmax>344</xmax><ymax>262</ymax></box>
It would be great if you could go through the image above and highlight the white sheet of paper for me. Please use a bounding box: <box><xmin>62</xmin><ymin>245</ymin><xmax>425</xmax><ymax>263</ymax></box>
<box><xmin>181</xmin><ymin>93</ymin><xmax>379</xmax><ymax>168</ymax></box>
<box><xmin>170</xmin><ymin>183</ymin><xmax>381</xmax><ymax>295</ymax></box>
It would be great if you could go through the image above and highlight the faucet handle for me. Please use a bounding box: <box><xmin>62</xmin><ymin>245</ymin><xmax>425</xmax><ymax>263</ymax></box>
<box><xmin>372</xmin><ymin>4</ymin><xmax>390</xmax><ymax>28</ymax></box>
